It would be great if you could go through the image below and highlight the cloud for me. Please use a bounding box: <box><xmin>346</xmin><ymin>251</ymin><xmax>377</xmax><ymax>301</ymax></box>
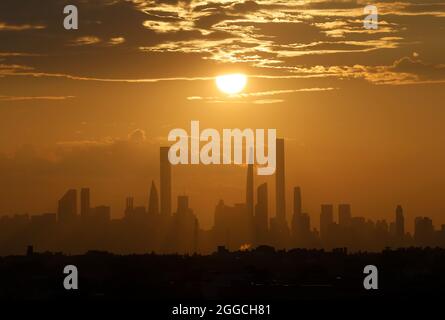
<box><xmin>0</xmin><ymin>0</ymin><xmax>443</xmax><ymax>88</ymax></box>
<box><xmin>128</xmin><ymin>129</ymin><xmax>147</xmax><ymax>142</ymax></box>
<box><xmin>187</xmin><ymin>87</ymin><xmax>337</xmax><ymax>103</ymax></box>
<box><xmin>108</xmin><ymin>37</ymin><xmax>126</xmax><ymax>45</ymax></box>
<box><xmin>389</xmin><ymin>56</ymin><xmax>445</xmax><ymax>81</ymax></box>
<box><xmin>0</xmin><ymin>95</ymin><xmax>75</xmax><ymax>102</ymax></box>
<box><xmin>68</xmin><ymin>36</ymin><xmax>102</xmax><ymax>46</ymax></box>
<box><xmin>0</xmin><ymin>22</ymin><xmax>45</xmax><ymax>31</ymax></box>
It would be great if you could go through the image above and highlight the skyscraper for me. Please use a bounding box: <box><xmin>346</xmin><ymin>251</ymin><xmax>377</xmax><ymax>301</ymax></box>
<box><xmin>173</xmin><ymin>195</ymin><xmax>198</xmax><ymax>254</ymax></box>
<box><xmin>148</xmin><ymin>181</ymin><xmax>159</xmax><ymax>215</ymax></box>
<box><xmin>270</xmin><ymin>138</ymin><xmax>289</xmax><ymax>248</ymax></box>
<box><xmin>320</xmin><ymin>204</ymin><xmax>334</xmax><ymax>241</ymax></box>
<box><xmin>293</xmin><ymin>186</ymin><xmax>302</xmax><ymax>216</ymax></box>
<box><xmin>255</xmin><ymin>183</ymin><xmax>268</xmax><ymax>245</ymax></box>
<box><xmin>414</xmin><ymin>216</ymin><xmax>434</xmax><ymax>246</ymax></box>
<box><xmin>338</xmin><ymin>204</ymin><xmax>351</xmax><ymax>227</ymax></box>
<box><xmin>395</xmin><ymin>205</ymin><xmax>404</xmax><ymax>239</ymax></box>
<box><xmin>160</xmin><ymin>146</ymin><xmax>171</xmax><ymax>216</ymax></box>
<box><xmin>125</xmin><ymin>196</ymin><xmax>134</xmax><ymax>216</ymax></box>
<box><xmin>80</xmin><ymin>187</ymin><xmax>90</xmax><ymax>218</ymax></box>
<box><xmin>275</xmin><ymin>138</ymin><xmax>285</xmax><ymax>221</ymax></box>
<box><xmin>291</xmin><ymin>187</ymin><xmax>302</xmax><ymax>240</ymax></box>
<box><xmin>177</xmin><ymin>195</ymin><xmax>189</xmax><ymax>213</ymax></box>
<box><xmin>57</xmin><ymin>189</ymin><xmax>77</xmax><ymax>223</ymax></box>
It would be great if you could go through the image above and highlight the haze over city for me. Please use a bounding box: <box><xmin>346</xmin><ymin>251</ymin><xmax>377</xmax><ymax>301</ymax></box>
<box><xmin>1</xmin><ymin>0</ymin><xmax>445</xmax><ymax>233</ymax></box>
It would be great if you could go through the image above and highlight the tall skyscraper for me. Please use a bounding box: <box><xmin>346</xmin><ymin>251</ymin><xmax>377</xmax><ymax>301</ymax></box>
<box><xmin>173</xmin><ymin>195</ymin><xmax>198</xmax><ymax>254</ymax></box>
<box><xmin>414</xmin><ymin>216</ymin><xmax>434</xmax><ymax>246</ymax></box>
<box><xmin>246</xmin><ymin>152</ymin><xmax>254</xmax><ymax>217</ymax></box>
<box><xmin>338</xmin><ymin>204</ymin><xmax>351</xmax><ymax>227</ymax></box>
<box><xmin>291</xmin><ymin>187</ymin><xmax>302</xmax><ymax>240</ymax></box>
<box><xmin>80</xmin><ymin>187</ymin><xmax>90</xmax><ymax>218</ymax></box>
<box><xmin>160</xmin><ymin>146</ymin><xmax>171</xmax><ymax>216</ymax></box>
<box><xmin>148</xmin><ymin>181</ymin><xmax>159</xmax><ymax>215</ymax></box>
<box><xmin>320</xmin><ymin>204</ymin><xmax>334</xmax><ymax>240</ymax></box>
<box><xmin>177</xmin><ymin>195</ymin><xmax>189</xmax><ymax>213</ymax></box>
<box><xmin>125</xmin><ymin>196</ymin><xmax>134</xmax><ymax>216</ymax></box>
<box><xmin>57</xmin><ymin>189</ymin><xmax>77</xmax><ymax>223</ymax></box>
<box><xmin>275</xmin><ymin>138</ymin><xmax>285</xmax><ymax>221</ymax></box>
<box><xmin>395</xmin><ymin>205</ymin><xmax>404</xmax><ymax>239</ymax></box>
<box><xmin>254</xmin><ymin>183</ymin><xmax>268</xmax><ymax>245</ymax></box>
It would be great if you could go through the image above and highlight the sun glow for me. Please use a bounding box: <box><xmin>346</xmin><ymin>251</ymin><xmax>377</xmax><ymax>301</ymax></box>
<box><xmin>216</xmin><ymin>73</ymin><xmax>247</xmax><ymax>95</ymax></box>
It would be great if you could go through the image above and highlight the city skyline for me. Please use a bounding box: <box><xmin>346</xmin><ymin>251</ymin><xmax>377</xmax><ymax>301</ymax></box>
<box><xmin>0</xmin><ymin>139</ymin><xmax>441</xmax><ymax>234</ymax></box>
<box><xmin>1</xmin><ymin>0</ymin><xmax>445</xmax><ymax>306</ymax></box>
<box><xmin>1</xmin><ymin>140</ymin><xmax>445</xmax><ymax>256</ymax></box>
<box><xmin>1</xmin><ymin>0</ymin><xmax>445</xmax><ymax>231</ymax></box>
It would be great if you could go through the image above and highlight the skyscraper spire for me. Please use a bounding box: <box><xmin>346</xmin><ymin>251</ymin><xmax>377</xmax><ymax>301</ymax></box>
<box><xmin>148</xmin><ymin>180</ymin><xmax>159</xmax><ymax>215</ymax></box>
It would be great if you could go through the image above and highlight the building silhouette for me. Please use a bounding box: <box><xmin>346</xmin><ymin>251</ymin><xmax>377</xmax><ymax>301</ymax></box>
<box><xmin>148</xmin><ymin>181</ymin><xmax>159</xmax><ymax>215</ymax></box>
<box><xmin>415</xmin><ymin>216</ymin><xmax>434</xmax><ymax>246</ymax></box>
<box><xmin>291</xmin><ymin>186</ymin><xmax>302</xmax><ymax>240</ymax></box>
<box><xmin>320</xmin><ymin>204</ymin><xmax>334</xmax><ymax>243</ymax></box>
<box><xmin>80</xmin><ymin>187</ymin><xmax>90</xmax><ymax>219</ymax></box>
<box><xmin>170</xmin><ymin>195</ymin><xmax>199</xmax><ymax>254</ymax></box>
<box><xmin>338</xmin><ymin>204</ymin><xmax>351</xmax><ymax>227</ymax></box>
<box><xmin>270</xmin><ymin>138</ymin><xmax>289</xmax><ymax>248</ymax></box>
<box><xmin>57</xmin><ymin>189</ymin><xmax>77</xmax><ymax>223</ymax></box>
<box><xmin>125</xmin><ymin>196</ymin><xmax>134</xmax><ymax>217</ymax></box>
<box><xmin>254</xmin><ymin>183</ymin><xmax>268</xmax><ymax>245</ymax></box>
<box><xmin>2</xmin><ymin>145</ymin><xmax>445</xmax><ymax>255</ymax></box>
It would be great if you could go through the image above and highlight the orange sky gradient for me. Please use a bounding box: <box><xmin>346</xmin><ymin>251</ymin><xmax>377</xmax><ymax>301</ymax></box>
<box><xmin>1</xmin><ymin>0</ymin><xmax>445</xmax><ymax>232</ymax></box>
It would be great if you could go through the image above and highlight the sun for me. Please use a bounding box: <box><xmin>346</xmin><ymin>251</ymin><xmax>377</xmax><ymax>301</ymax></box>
<box><xmin>216</xmin><ymin>73</ymin><xmax>247</xmax><ymax>95</ymax></box>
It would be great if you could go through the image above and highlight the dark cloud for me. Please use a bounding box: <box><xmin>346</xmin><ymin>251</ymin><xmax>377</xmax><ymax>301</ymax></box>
<box><xmin>390</xmin><ymin>56</ymin><xmax>445</xmax><ymax>81</ymax></box>
<box><xmin>0</xmin><ymin>0</ymin><xmax>443</xmax><ymax>84</ymax></box>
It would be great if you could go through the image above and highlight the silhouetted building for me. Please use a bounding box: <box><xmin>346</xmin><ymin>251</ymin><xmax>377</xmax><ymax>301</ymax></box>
<box><xmin>4</xmin><ymin>138</ymin><xmax>445</xmax><ymax>256</ymax></box>
<box><xmin>160</xmin><ymin>147</ymin><xmax>172</xmax><ymax>216</ymax></box>
<box><xmin>31</xmin><ymin>213</ymin><xmax>57</xmax><ymax>228</ymax></box>
<box><xmin>320</xmin><ymin>204</ymin><xmax>334</xmax><ymax>242</ymax></box>
<box><xmin>338</xmin><ymin>204</ymin><xmax>351</xmax><ymax>227</ymax></box>
<box><xmin>125</xmin><ymin>197</ymin><xmax>134</xmax><ymax>217</ymax></box>
<box><xmin>81</xmin><ymin>187</ymin><xmax>90</xmax><ymax>218</ymax></box>
<box><xmin>290</xmin><ymin>186</ymin><xmax>313</xmax><ymax>247</ymax></box>
<box><xmin>291</xmin><ymin>187</ymin><xmax>302</xmax><ymax>240</ymax></box>
<box><xmin>148</xmin><ymin>181</ymin><xmax>159</xmax><ymax>215</ymax></box>
<box><xmin>172</xmin><ymin>195</ymin><xmax>198</xmax><ymax>254</ymax></box>
<box><xmin>213</xmin><ymin>201</ymin><xmax>251</xmax><ymax>251</ymax></box>
<box><xmin>91</xmin><ymin>205</ymin><xmax>111</xmax><ymax>224</ymax></box>
<box><xmin>57</xmin><ymin>189</ymin><xmax>77</xmax><ymax>223</ymax></box>
<box><xmin>177</xmin><ymin>195</ymin><xmax>189</xmax><ymax>212</ymax></box>
<box><xmin>254</xmin><ymin>183</ymin><xmax>268</xmax><ymax>245</ymax></box>
<box><xmin>270</xmin><ymin>138</ymin><xmax>289</xmax><ymax>248</ymax></box>
<box><xmin>414</xmin><ymin>217</ymin><xmax>434</xmax><ymax>246</ymax></box>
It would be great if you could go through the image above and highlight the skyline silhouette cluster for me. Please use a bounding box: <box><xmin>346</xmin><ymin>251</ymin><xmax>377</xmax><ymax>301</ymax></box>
<box><xmin>1</xmin><ymin>140</ymin><xmax>445</xmax><ymax>256</ymax></box>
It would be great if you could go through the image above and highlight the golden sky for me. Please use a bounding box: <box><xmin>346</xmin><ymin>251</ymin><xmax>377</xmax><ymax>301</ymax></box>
<box><xmin>1</xmin><ymin>0</ymin><xmax>445</xmax><ymax>231</ymax></box>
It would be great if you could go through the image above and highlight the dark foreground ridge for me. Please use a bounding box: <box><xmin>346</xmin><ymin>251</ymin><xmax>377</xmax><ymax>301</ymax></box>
<box><xmin>1</xmin><ymin>246</ymin><xmax>445</xmax><ymax>301</ymax></box>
